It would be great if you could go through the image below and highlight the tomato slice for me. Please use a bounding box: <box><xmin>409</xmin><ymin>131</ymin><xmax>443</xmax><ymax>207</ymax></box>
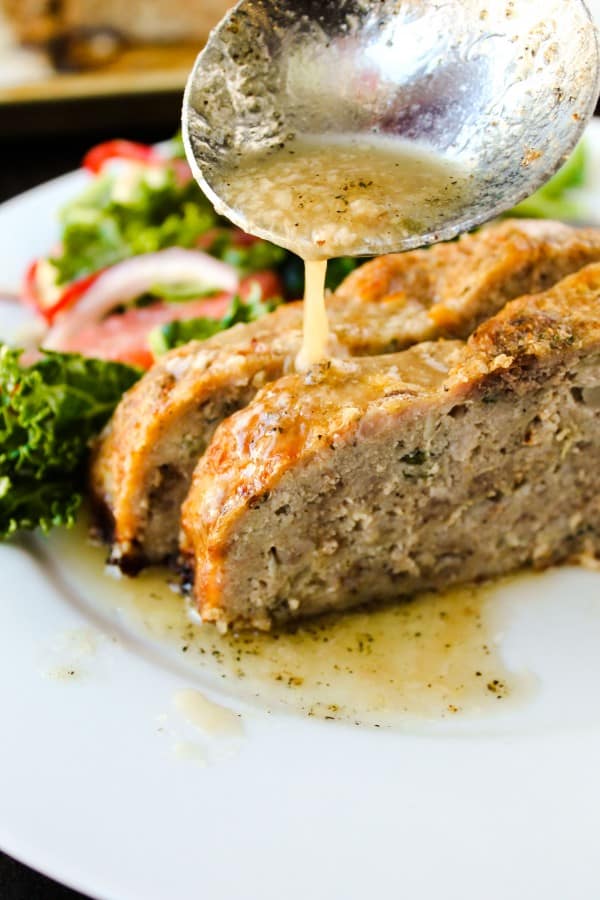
<box><xmin>21</xmin><ymin>260</ymin><xmax>104</xmax><ymax>323</ymax></box>
<box><xmin>51</xmin><ymin>273</ymin><xmax>282</xmax><ymax>369</ymax></box>
<box><xmin>21</xmin><ymin>260</ymin><xmax>41</xmax><ymax>313</ymax></box>
<box><xmin>239</xmin><ymin>270</ymin><xmax>283</xmax><ymax>302</ymax></box>
<box><xmin>56</xmin><ymin>295</ymin><xmax>233</xmax><ymax>369</ymax></box>
<box><xmin>47</xmin><ymin>271</ymin><xmax>104</xmax><ymax>321</ymax></box>
<box><xmin>83</xmin><ymin>140</ymin><xmax>162</xmax><ymax>174</ymax></box>
<box><xmin>170</xmin><ymin>158</ymin><xmax>193</xmax><ymax>186</ymax></box>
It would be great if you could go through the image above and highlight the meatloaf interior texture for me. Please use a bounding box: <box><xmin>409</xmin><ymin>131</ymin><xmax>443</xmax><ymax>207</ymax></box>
<box><xmin>90</xmin><ymin>219</ymin><xmax>600</xmax><ymax>571</ymax></box>
<box><xmin>181</xmin><ymin>263</ymin><xmax>600</xmax><ymax>630</ymax></box>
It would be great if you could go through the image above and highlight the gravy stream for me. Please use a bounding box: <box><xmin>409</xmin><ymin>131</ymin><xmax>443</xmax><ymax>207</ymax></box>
<box><xmin>48</xmin><ymin>522</ymin><xmax>531</xmax><ymax>728</ymax></box>
<box><xmin>297</xmin><ymin>259</ymin><xmax>328</xmax><ymax>369</ymax></box>
<box><xmin>215</xmin><ymin>134</ymin><xmax>474</xmax><ymax>367</ymax></box>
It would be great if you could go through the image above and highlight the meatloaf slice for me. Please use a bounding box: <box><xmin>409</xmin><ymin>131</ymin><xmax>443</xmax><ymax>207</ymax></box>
<box><xmin>181</xmin><ymin>263</ymin><xmax>600</xmax><ymax>630</ymax></box>
<box><xmin>90</xmin><ymin>219</ymin><xmax>600</xmax><ymax>570</ymax></box>
<box><xmin>335</xmin><ymin>217</ymin><xmax>600</xmax><ymax>338</ymax></box>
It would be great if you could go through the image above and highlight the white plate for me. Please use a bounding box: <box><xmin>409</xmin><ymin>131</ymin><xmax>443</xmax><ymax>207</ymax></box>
<box><xmin>3</xmin><ymin>125</ymin><xmax>600</xmax><ymax>900</ymax></box>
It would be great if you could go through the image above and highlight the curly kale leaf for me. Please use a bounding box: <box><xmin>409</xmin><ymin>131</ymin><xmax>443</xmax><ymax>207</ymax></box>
<box><xmin>0</xmin><ymin>346</ymin><xmax>140</xmax><ymax>537</ymax></box>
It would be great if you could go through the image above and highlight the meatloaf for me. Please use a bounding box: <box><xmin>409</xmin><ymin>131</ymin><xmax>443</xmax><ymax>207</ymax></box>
<box><xmin>90</xmin><ymin>219</ymin><xmax>600</xmax><ymax>570</ymax></box>
<box><xmin>181</xmin><ymin>263</ymin><xmax>600</xmax><ymax>630</ymax></box>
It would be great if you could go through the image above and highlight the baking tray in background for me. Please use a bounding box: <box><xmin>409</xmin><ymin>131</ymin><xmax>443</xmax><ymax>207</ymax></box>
<box><xmin>0</xmin><ymin>7</ymin><xmax>205</xmax><ymax>137</ymax></box>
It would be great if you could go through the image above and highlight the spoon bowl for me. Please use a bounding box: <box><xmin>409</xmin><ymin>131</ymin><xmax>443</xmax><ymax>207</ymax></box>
<box><xmin>183</xmin><ymin>0</ymin><xmax>600</xmax><ymax>256</ymax></box>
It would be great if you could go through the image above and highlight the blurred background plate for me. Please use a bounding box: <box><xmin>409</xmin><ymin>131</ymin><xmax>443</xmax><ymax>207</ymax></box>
<box><xmin>0</xmin><ymin>0</ymin><xmax>234</xmax><ymax>135</ymax></box>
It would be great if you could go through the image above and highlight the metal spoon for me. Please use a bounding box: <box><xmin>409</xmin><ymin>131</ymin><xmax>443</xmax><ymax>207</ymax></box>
<box><xmin>183</xmin><ymin>0</ymin><xmax>600</xmax><ymax>257</ymax></box>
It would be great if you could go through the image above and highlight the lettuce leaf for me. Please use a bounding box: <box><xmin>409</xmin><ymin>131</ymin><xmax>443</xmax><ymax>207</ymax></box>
<box><xmin>149</xmin><ymin>290</ymin><xmax>281</xmax><ymax>356</ymax></box>
<box><xmin>508</xmin><ymin>140</ymin><xmax>587</xmax><ymax>220</ymax></box>
<box><xmin>205</xmin><ymin>230</ymin><xmax>287</xmax><ymax>275</ymax></box>
<box><xmin>50</xmin><ymin>162</ymin><xmax>288</xmax><ymax>287</ymax></box>
<box><xmin>51</xmin><ymin>168</ymin><xmax>217</xmax><ymax>284</ymax></box>
<box><xmin>0</xmin><ymin>347</ymin><xmax>140</xmax><ymax>537</ymax></box>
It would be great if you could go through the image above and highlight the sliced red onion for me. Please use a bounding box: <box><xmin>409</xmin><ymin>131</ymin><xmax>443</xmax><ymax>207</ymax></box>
<box><xmin>44</xmin><ymin>248</ymin><xmax>238</xmax><ymax>350</ymax></box>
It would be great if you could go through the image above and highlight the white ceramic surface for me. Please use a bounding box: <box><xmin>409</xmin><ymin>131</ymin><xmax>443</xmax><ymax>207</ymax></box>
<box><xmin>2</xmin><ymin>124</ymin><xmax>600</xmax><ymax>900</ymax></box>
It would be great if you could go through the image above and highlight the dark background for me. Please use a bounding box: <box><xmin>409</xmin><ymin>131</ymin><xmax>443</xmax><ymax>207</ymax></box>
<box><xmin>0</xmin><ymin>90</ymin><xmax>180</xmax><ymax>900</ymax></box>
<box><xmin>0</xmin><ymin>93</ymin><xmax>177</xmax><ymax>203</ymax></box>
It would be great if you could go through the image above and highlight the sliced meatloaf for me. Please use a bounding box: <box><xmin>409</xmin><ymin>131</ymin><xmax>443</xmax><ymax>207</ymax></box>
<box><xmin>181</xmin><ymin>263</ymin><xmax>600</xmax><ymax>630</ymax></box>
<box><xmin>90</xmin><ymin>219</ymin><xmax>600</xmax><ymax>570</ymax></box>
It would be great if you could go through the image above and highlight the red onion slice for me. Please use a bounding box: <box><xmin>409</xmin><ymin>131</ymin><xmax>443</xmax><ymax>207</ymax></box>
<box><xmin>44</xmin><ymin>248</ymin><xmax>238</xmax><ymax>350</ymax></box>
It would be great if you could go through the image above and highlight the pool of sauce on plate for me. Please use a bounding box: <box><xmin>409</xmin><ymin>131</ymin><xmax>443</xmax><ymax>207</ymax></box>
<box><xmin>214</xmin><ymin>134</ymin><xmax>475</xmax><ymax>368</ymax></box>
<box><xmin>50</xmin><ymin>522</ymin><xmax>531</xmax><ymax>727</ymax></box>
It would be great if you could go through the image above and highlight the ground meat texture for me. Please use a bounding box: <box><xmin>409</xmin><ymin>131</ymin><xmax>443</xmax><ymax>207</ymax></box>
<box><xmin>90</xmin><ymin>219</ymin><xmax>600</xmax><ymax>571</ymax></box>
<box><xmin>181</xmin><ymin>263</ymin><xmax>600</xmax><ymax>630</ymax></box>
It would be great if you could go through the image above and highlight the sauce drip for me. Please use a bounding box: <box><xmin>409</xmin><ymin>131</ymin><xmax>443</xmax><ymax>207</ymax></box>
<box><xmin>173</xmin><ymin>688</ymin><xmax>243</xmax><ymax>737</ymax></box>
<box><xmin>214</xmin><ymin>133</ymin><xmax>474</xmax><ymax>367</ymax></box>
<box><xmin>296</xmin><ymin>259</ymin><xmax>329</xmax><ymax>370</ymax></box>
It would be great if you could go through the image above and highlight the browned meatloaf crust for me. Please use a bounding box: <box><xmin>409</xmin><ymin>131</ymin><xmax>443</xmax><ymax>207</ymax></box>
<box><xmin>181</xmin><ymin>263</ymin><xmax>600</xmax><ymax>630</ymax></box>
<box><xmin>90</xmin><ymin>219</ymin><xmax>600</xmax><ymax>570</ymax></box>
